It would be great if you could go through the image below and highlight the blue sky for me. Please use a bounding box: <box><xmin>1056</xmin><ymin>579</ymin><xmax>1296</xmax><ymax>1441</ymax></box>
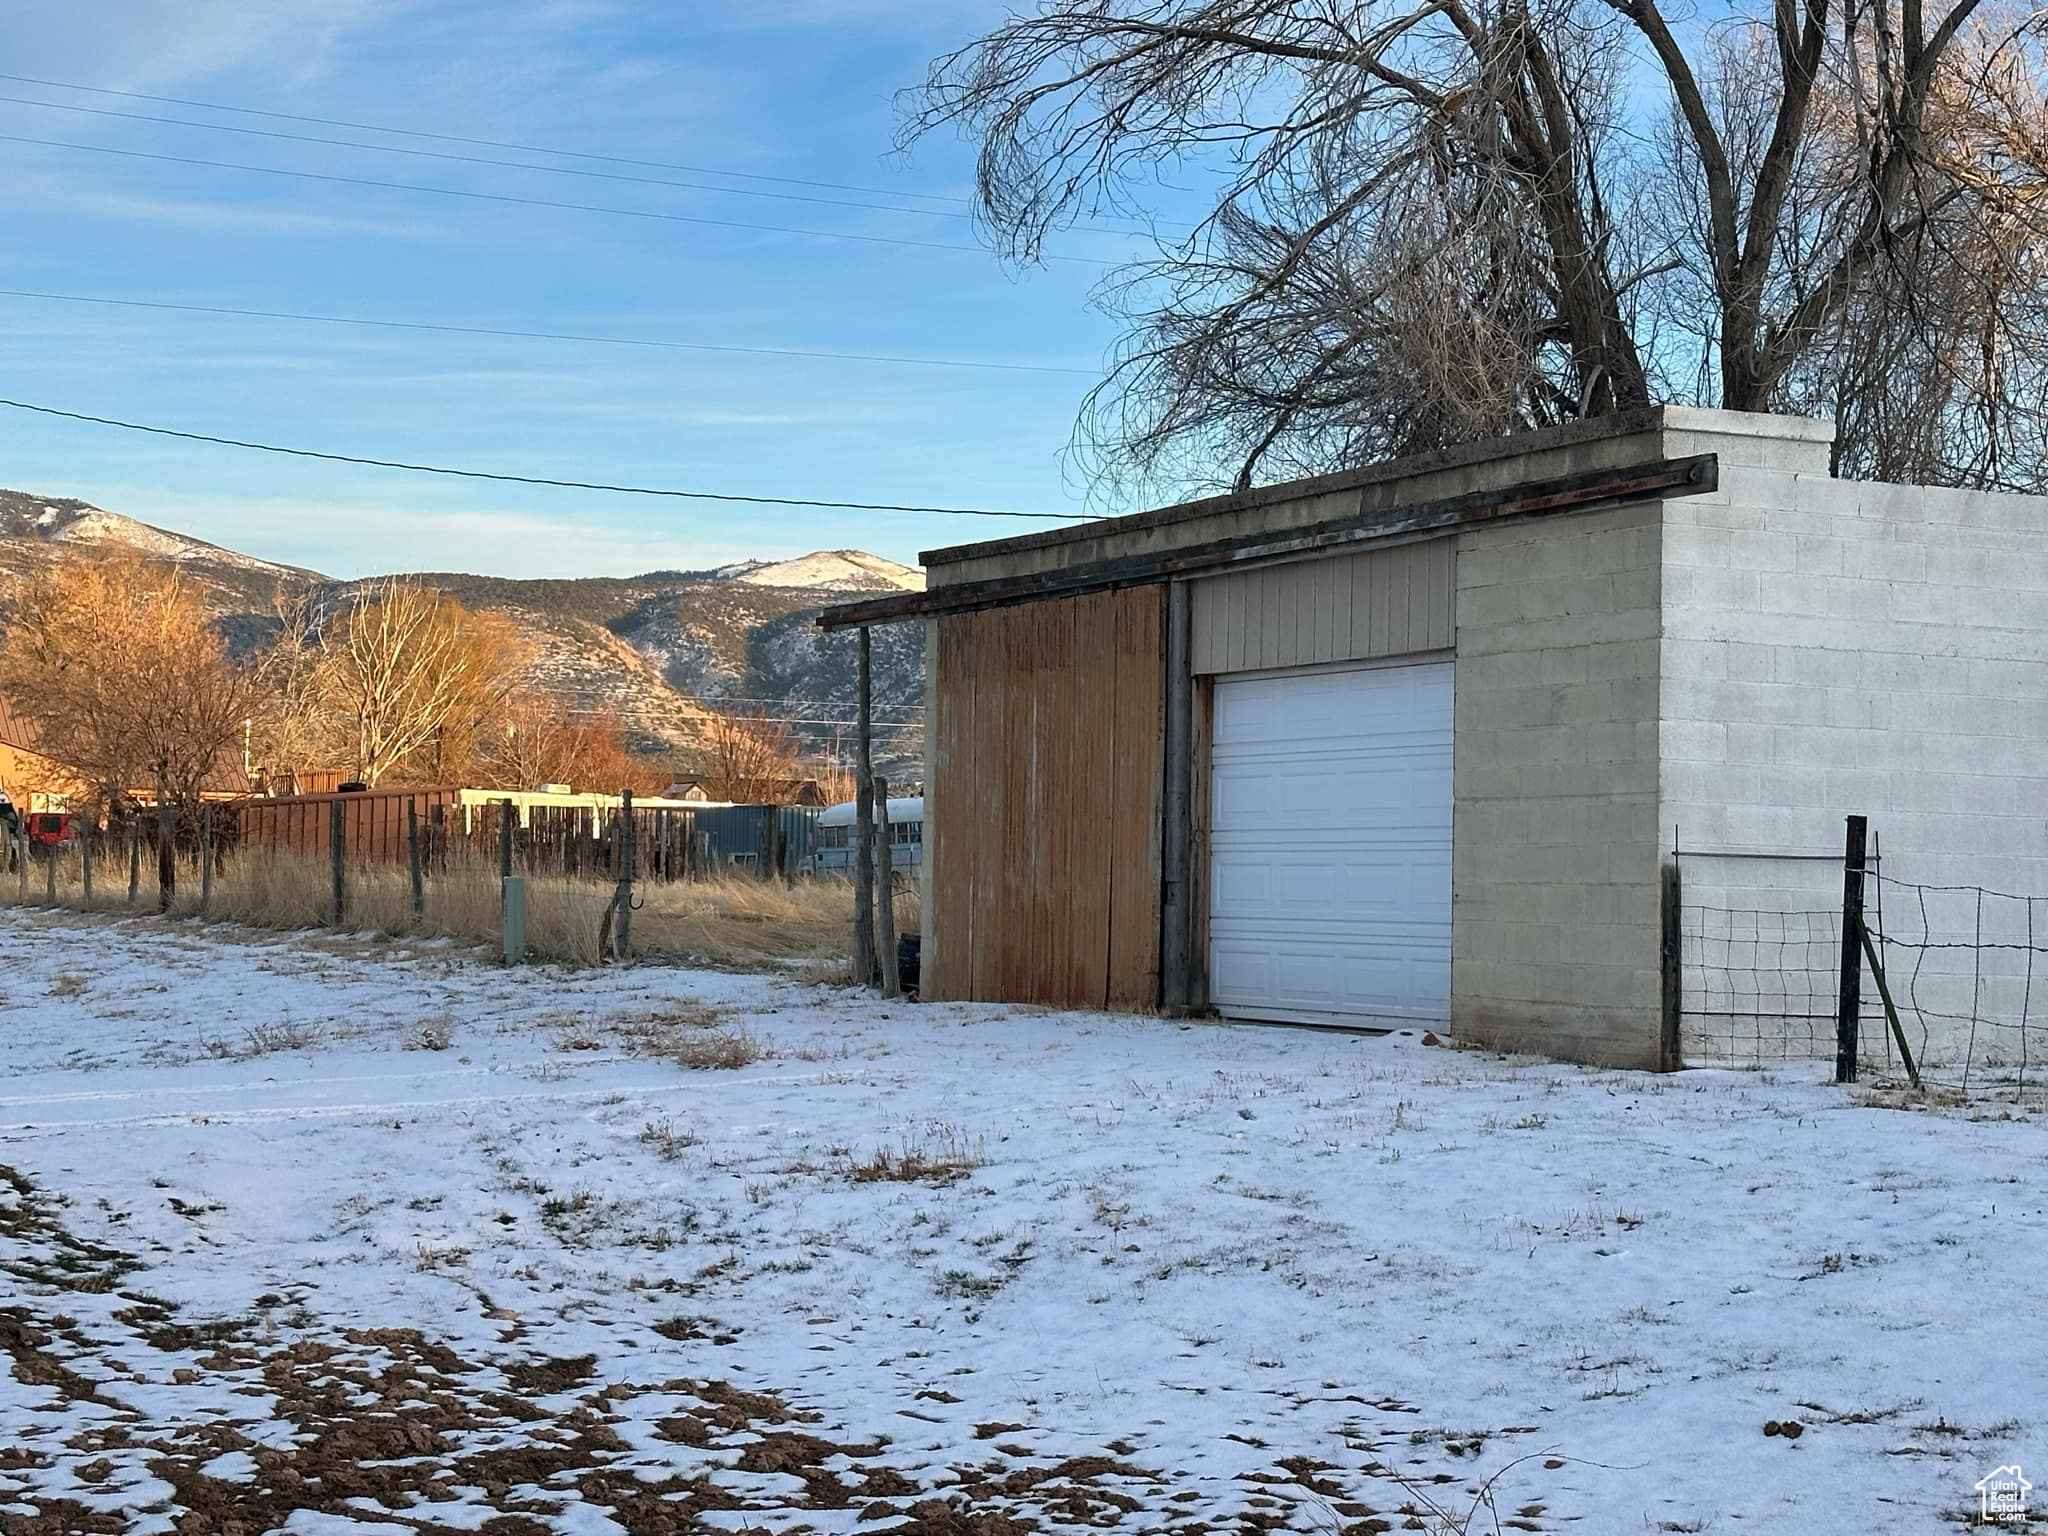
<box><xmin>0</xmin><ymin>1</ymin><xmax>1145</xmax><ymax>578</ymax></box>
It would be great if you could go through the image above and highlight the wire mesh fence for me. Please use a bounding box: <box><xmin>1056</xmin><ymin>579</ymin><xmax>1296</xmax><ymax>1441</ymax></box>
<box><xmin>1672</xmin><ymin>825</ymin><xmax>2048</xmax><ymax>1101</ymax></box>
<box><xmin>1679</xmin><ymin>899</ymin><xmax>1847</xmax><ymax>1064</ymax></box>
<box><xmin>1864</xmin><ymin>871</ymin><xmax>2047</xmax><ymax>1096</ymax></box>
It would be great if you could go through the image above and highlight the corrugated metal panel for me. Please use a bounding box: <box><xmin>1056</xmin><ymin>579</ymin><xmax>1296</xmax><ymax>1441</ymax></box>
<box><xmin>1188</xmin><ymin>537</ymin><xmax>1455</xmax><ymax>675</ymax></box>
<box><xmin>924</xmin><ymin>585</ymin><xmax>1165</xmax><ymax>1008</ymax></box>
<box><xmin>692</xmin><ymin>805</ymin><xmax>822</xmax><ymax>867</ymax></box>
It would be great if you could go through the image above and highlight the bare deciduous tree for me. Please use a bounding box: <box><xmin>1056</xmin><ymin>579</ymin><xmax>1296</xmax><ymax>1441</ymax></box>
<box><xmin>326</xmin><ymin>582</ymin><xmax>525</xmax><ymax>787</ymax></box>
<box><xmin>0</xmin><ymin>553</ymin><xmax>254</xmax><ymax>814</ymax></box>
<box><xmin>478</xmin><ymin>697</ymin><xmax>664</xmax><ymax>796</ymax></box>
<box><xmin>696</xmin><ymin>709</ymin><xmax>805</xmax><ymax>803</ymax></box>
<box><xmin>904</xmin><ymin>0</ymin><xmax>2048</xmax><ymax>491</ymax></box>
<box><xmin>247</xmin><ymin>584</ymin><xmax>336</xmax><ymax>786</ymax></box>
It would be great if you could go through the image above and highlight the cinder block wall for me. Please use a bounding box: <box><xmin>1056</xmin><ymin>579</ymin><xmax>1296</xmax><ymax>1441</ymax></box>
<box><xmin>1658</xmin><ymin>410</ymin><xmax>2048</xmax><ymax>1064</ymax></box>
<box><xmin>1451</xmin><ymin>501</ymin><xmax>1667</xmax><ymax>1067</ymax></box>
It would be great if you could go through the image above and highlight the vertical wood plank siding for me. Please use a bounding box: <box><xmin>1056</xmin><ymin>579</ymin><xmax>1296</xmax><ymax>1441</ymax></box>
<box><xmin>1188</xmin><ymin>537</ymin><xmax>1455</xmax><ymax>674</ymax></box>
<box><xmin>926</xmin><ymin>584</ymin><xmax>1166</xmax><ymax>1009</ymax></box>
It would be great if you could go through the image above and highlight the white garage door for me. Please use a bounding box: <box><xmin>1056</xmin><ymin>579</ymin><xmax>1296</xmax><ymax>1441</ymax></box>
<box><xmin>1209</xmin><ymin>660</ymin><xmax>1452</xmax><ymax>1027</ymax></box>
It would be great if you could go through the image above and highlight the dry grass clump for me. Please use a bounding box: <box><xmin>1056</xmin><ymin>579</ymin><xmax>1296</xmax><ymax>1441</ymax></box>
<box><xmin>3</xmin><ymin>842</ymin><xmax>910</xmax><ymax>975</ymax></box>
<box><xmin>666</xmin><ymin>1029</ymin><xmax>767</xmax><ymax>1070</ymax></box>
<box><xmin>848</xmin><ymin>1129</ymin><xmax>986</xmax><ymax>1186</ymax></box>
<box><xmin>638</xmin><ymin>1118</ymin><xmax>702</xmax><ymax>1160</ymax></box>
<box><xmin>605</xmin><ymin>1004</ymin><xmax>769</xmax><ymax>1070</ymax></box>
<box><xmin>201</xmin><ymin>1020</ymin><xmax>323</xmax><ymax>1058</ymax></box>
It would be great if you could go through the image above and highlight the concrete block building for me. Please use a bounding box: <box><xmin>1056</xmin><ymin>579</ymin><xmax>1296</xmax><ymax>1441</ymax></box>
<box><xmin>821</xmin><ymin>408</ymin><xmax>2048</xmax><ymax>1068</ymax></box>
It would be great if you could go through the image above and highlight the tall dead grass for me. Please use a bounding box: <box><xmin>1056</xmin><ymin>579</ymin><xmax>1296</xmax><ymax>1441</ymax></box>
<box><xmin>0</xmin><ymin>843</ymin><xmax>912</xmax><ymax>972</ymax></box>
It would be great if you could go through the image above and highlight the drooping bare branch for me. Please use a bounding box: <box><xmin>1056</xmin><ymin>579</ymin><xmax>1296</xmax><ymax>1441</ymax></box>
<box><xmin>907</xmin><ymin>0</ymin><xmax>2048</xmax><ymax>495</ymax></box>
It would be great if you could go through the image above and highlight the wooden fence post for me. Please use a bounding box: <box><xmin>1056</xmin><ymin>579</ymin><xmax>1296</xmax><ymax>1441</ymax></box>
<box><xmin>44</xmin><ymin>840</ymin><xmax>56</xmax><ymax>905</ymax></box>
<box><xmin>875</xmin><ymin>776</ymin><xmax>899</xmax><ymax>997</ymax></box>
<box><xmin>616</xmin><ymin>789</ymin><xmax>634</xmax><ymax>960</ymax></box>
<box><xmin>200</xmin><ymin>805</ymin><xmax>214</xmax><ymax>917</ymax></box>
<box><xmin>155</xmin><ymin>798</ymin><xmax>175</xmax><ymax>914</ymax></box>
<box><xmin>329</xmin><ymin>797</ymin><xmax>346</xmax><ymax>927</ymax></box>
<box><xmin>853</xmin><ymin>625</ymin><xmax>877</xmax><ymax>988</ymax></box>
<box><xmin>126</xmin><ymin>820</ymin><xmax>140</xmax><ymax>908</ymax></box>
<box><xmin>80</xmin><ymin>822</ymin><xmax>93</xmax><ymax>905</ymax></box>
<box><xmin>14</xmin><ymin>826</ymin><xmax>25</xmax><ymax>901</ymax></box>
<box><xmin>407</xmin><ymin>799</ymin><xmax>424</xmax><ymax>928</ymax></box>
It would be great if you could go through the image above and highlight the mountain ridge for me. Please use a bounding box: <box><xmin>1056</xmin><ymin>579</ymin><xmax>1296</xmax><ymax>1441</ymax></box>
<box><xmin>0</xmin><ymin>486</ymin><xmax>927</xmax><ymax>774</ymax></box>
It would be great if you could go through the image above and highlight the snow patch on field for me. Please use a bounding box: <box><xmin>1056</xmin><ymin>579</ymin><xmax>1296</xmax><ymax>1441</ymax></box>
<box><xmin>0</xmin><ymin>910</ymin><xmax>2043</xmax><ymax>1533</ymax></box>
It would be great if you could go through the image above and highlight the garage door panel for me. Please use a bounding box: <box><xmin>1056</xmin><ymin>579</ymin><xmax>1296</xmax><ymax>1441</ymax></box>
<box><xmin>1211</xmin><ymin>848</ymin><xmax>1449</xmax><ymax>921</ymax></box>
<box><xmin>1212</xmin><ymin>935</ymin><xmax>1450</xmax><ymax>1020</ymax></box>
<box><xmin>1209</xmin><ymin>661</ymin><xmax>1452</xmax><ymax>1027</ymax></box>
<box><xmin>1214</xmin><ymin>765</ymin><xmax>1449</xmax><ymax>828</ymax></box>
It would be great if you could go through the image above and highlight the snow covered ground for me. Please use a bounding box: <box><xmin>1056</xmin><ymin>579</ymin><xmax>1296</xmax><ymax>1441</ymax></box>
<box><xmin>1</xmin><ymin>908</ymin><xmax>2043</xmax><ymax>1534</ymax></box>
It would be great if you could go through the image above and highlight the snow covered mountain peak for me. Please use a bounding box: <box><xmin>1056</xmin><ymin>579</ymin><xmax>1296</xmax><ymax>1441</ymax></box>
<box><xmin>725</xmin><ymin>550</ymin><xmax>925</xmax><ymax>593</ymax></box>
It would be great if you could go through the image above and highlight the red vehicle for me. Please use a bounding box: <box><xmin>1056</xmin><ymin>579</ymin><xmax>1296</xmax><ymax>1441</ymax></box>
<box><xmin>26</xmin><ymin>812</ymin><xmax>76</xmax><ymax>854</ymax></box>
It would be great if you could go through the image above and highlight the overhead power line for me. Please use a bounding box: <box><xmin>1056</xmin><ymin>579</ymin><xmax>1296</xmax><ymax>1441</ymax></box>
<box><xmin>0</xmin><ymin>92</ymin><xmax>992</xmax><ymax>222</ymax></box>
<box><xmin>0</xmin><ymin>88</ymin><xmax>1174</xmax><ymax>242</ymax></box>
<box><xmin>0</xmin><ymin>70</ymin><xmax>974</xmax><ymax>206</ymax></box>
<box><xmin>0</xmin><ymin>288</ymin><xmax>1097</xmax><ymax>377</ymax></box>
<box><xmin>0</xmin><ymin>134</ymin><xmax>1117</xmax><ymax>267</ymax></box>
<box><xmin>0</xmin><ymin>397</ymin><xmax>1093</xmax><ymax>521</ymax></box>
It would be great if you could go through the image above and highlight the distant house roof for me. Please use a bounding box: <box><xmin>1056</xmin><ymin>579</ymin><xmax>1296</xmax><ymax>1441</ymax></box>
<box><xmin>0</xmin><ymin>696</ymin><xmax>47</xmax><ymax>756</ymax></box>
<box><xmin>0</xmin><ymin>693</ymin><xmax>249</xmax><ymax>799</ymax></box>
<box><xmin>667</xmin><ymin>774</ymin><xmax>831</xmax><ymax>807</ymax></box>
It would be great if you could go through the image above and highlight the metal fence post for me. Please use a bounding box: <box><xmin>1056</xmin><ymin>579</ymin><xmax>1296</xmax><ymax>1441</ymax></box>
<box><xmin>1659</xmin><ymin>857</ymin><xmax>1682</xmax><ymax>1071</ymax></box>
<box><xmin>502</xmin><ymin>874</ymin><xmax>526</xmax><ymax>964</ymax></box>
<box><xmin>1836</xmin><ymin>813</ymin><xmax>1869</xmax><ymax>1084</ymax></box>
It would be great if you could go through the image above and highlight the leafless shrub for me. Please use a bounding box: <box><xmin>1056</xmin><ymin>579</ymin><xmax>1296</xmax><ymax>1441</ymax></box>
<box><xmin>242</xmin><ymin>1021</ymin><xmax>322</xmax><ymax>1056</ymax></box>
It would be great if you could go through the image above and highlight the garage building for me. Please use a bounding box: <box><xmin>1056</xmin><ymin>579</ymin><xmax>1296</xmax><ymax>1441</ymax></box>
<box><xmin>820</xmin><ymin>408</ymin><xmax>2048</xmax><ymax>1069</ymax></box>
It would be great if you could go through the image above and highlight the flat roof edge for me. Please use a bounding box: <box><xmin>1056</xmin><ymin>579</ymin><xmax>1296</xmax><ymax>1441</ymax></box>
<box><xmin>823</xmin><ymin>451</ymin><xmax>1716</xmax><ymax>631</ymax></box>
<box><xmin>920</xmin><ymin>407</ymin><xmax>1674</xmax><ymax>569</ymax></box>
